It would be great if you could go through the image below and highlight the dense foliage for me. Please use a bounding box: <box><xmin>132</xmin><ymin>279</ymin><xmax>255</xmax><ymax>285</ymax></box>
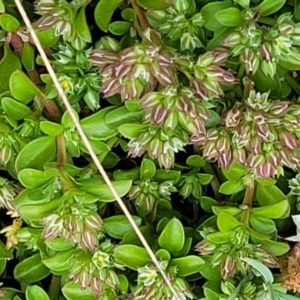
<box><xmin>1</xmin><ymin>0</ymin><xmax>300</xmax><ymax>299</ymax></box>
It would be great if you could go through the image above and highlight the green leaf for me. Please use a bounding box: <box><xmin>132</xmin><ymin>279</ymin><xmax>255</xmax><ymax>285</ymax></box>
<box><xmin>200</xmin><ymin>196</ymin><xmax>219</xmax><ymax>213</ymax></box>
<box><xmin>79</xmin><ymin>139</ymin><xmax>110</xmax><ymax>155</ymax></box>
<box><xmin>19</xmin><ymin>197</ymin><xmax>61</xmax><ymax>223</ymax></box>
<box><xmin>201</xmin><ymin>2</ymin><xmax>233</xmax><ymax>31</ymax></box>
<box><xmin>140</xmin><ymin>158</ymin><xmax>156</xmax><ymax>180</ymax></box>
<box><xmin>118</xmin><ymin>274</ymin><xmax>129</xmax><ymax>293</ymax></box>
<box><xmin>200</xmin><ymin>257</ymin><xmax>221</xmax><ymax>280</ymax></box>
<box><xmin>255</xmin><ymin>183</ymin><xmax>285</xmax><ymax>206</ymax></box>
<box><xmin>222</xmin><ymin>162</ymin><xmax>247</xmax><ymax>181</ymax></box>
<box><xmin>18</xmin><ymin>168</ymin><xmax>58</xmax><ymax>189</ymax></box>
<box><xmin>137</xmin><ymin>0</ymin><xmax>171</xmax><ymax>10</ymax></box>
<box><xmin>62</xmin><ymin>282</ymin><xmax>97</xmax><ymax>300</ymax></box>
<box><xmin>61</xmin><ymin>109</ymin><xmax>78</xmax><ymax>128</ymax></box>
<box><xmin>154</xmin><ymin>170</ymin><xmax>181</xmax><ymax>183</ymax></box>
<box><xmin>80</xmin><ymin>107</ymin><xmax>117</xmax><ymax>140</ymax></box>
<box><xmin>0</xmin><ymin>43</ymin><xmax>21</xmax><ymax>93</ymax></box>
<box><xmin>251</xmin><ymin>199</ymin><xmax>290</xmax><ymax>219</ymax></box>
<box><xmin>118</xmin><ymin>123</ymin><xmax>147</xmax><ymax>138</ymax></box>
<box><xmin>243</xmin><ymin>258</ymin><xmax>273</xmax><ymax>283</ymax></box>
<box><xmin>114</xmin><ymin>245</ymin><xmax>150</xmax><ymax>270</ymax></box>
<box><xmin>16</xmin><ymin>136</ymin><xmax>56</xmax><ymax>172</ymax></box>
<box><xmin>169</xmin><ymin>256</ymin><xmax>204</xmax><ymax>277</ymax></box>
<box><xmin>10</xmin><ymin>70</ymin><xmax>43</xmax><ymax>104</ymax></box>
<box><xmin>155</xmin><ymin>249</ymin><xmax>171</xmax><ymax>262</ymax></box>
<box><xmin>121</xmin><ymin>8</ymin><xmax>135</xmax><ymax>21</ymax></box>
<box><xmin>172</xmin><ymin>236</ymin><xmax>193</xmax><ymax>257</ymax></box>
<box><xmin>255</xmin><ymin>178</ymin><xmax>277</xmax><ymax>187</ymax></box>
<box><xmin>256</xmin><ymin>0</ymin><xmax>285</xmax><ymax>16</ymax></box>
<box><xmin>42</xmin><ymin>250</ymin><xmax>74</xmax><ymax>273</ymax></box>
<box><xmin>212</xmin><ymin>206</ymin><xmax>241</xmax><ymax>216</ymax></box>
<box><xmin>197</xmin><ymin>173</ymin><xmax>213</xmax><ymax>185</ymax></box>
<box><xmin>35</xmin><ymin>28</ymin><xmax>59</xmax><ymax>48</ymax></box>
<box><xmin>206</xmin><ymin>231</ymin><xmax>231</xmax><ymax>244</ymax></box>
<box><xmin>106</xmin><ymin>106</ymin><xmax>144</xmax><ymax>127</ymax></box>
<box><xmin>83</xmin><ymin>180</ymin><xmax>132</xmax><ymax>202</ymax></box>
<box><xmin>203</xmin><ymin>280</ymin><xmax>222</xmax><ymax>300</ymax></box>
<box><xmin>45</xmin><ymin>237</ymin><xmax>73</xmax><ymax>252</ymax></box>
<box><xmin>219</xmin><ymin>180</ymin><xmax>245</xmax><ymax>195</ymax></box>
<box><xmin>256</xmin><ymin>240</ymin><xmax>290</xmax><ymax>256</ymax></box>
<box><xmin>0</xmin><ymin>258</ymin><xmax>6</xmax><ymax>276</ymax></box>
<box><xmin>249</xmin><ymin>214</ymin><xmax>276</xmax><ymax>234</ymax></box>
<box><xmin>234</xmin><ymin>0</ymin><xmax>250</xmax><ymax>8</ymax></box>
<box><xmin>109</xmin><ymin>21</ymin><xmax>131</xmax><ymax>35</ymax></box>
<box><xmin>26</xmin><ymin>285</ymin><xmax>50</xmax><ymax>300</ymax></box>
<box><xmin>113</xmin><ymin>167</ymin><xmax>140</xmax><ymax>181</ymax></box>
<box><xmin>121</xmin><ymin>226</ymin><xmax>154</xmax><ymax>246</ymax></box>
<box><xmin>217</xmin><ymin>212</ymin><xmax>243</xmax><ymax>232</ymax></box>
<box><xmin>21</xmin><ymin>43</ymin><xmax>35</xmax><ymax>71</ymax></box>
<box><xmin>14</xmin><ymin>253</ymin><xmax>50</xmax><ymax>283</ymax></box>
<box><xmin>158</xmin><ymin>218</ymin><xmax>185</xmax><ymax>254</ymax></box>
<box><xmin>40</xmin><ymin>121</ymin><xmax>64</xmax><ymax>136</ymax></box>
<box><xmin>186</xmin><ymin>155</ymin><xmax>206</xmax><ymax>168</ymax></box>
<box><xmin>94</xmin><ymin>0</ymin><xmax>124</xmax><ymax>32</ymax></box>
<box><xmin>0</xmin><ymin>14</ymin><xmax>20</xmax><ymax>32</ymax></box>
<box><xmin>103</xmin><ymin>215</ymin><xmax>142</xmax><ymax>239</ymax></box>
<box><xmin>215</xmin><ymin>7</ymin><xmax>244</xmax><ymax>27</ymax></box>
<box><xmin>75</xmin><ymin>5</ymin><xmax>91</xmax><ymax>42</ymax></box>
<box><xmin>2</xmin><ymin>97</ymin><xmax>32</xmax><ymax>120</ymax></box>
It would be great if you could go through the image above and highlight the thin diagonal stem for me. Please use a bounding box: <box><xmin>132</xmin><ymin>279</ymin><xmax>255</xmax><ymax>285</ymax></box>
<box><xmin>14</xmin><ymin>1</ymin><xmax>180</xmax><ymax>298</ymax></box>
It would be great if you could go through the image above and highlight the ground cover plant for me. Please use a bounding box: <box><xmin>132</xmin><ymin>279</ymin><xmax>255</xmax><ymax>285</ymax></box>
<box><xmin>2</xmin><ymin>0</ymin><xmax>300</xmax><ymax>299</ymax></box>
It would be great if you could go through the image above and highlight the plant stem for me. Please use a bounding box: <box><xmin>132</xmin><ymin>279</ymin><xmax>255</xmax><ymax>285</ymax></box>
<box><xmin>130</xmin><ymin>0</ymin><xmax>163</xmax><ymax>46</ymax></box>
<box><xmin>48</xmin><ymin>275</ymin><xmax>60</xmax><ymax>300</ymax></box>
<box><xmin>130</xmin><ymin>0</ymin><xmax>150</xmax><ymax>30</ymax></box>
<box><xmin>203</xmin><ymin>163</ymin><xmax>221</xmax><ymax>201</ymax></box>
<box><xmin>39</xmin><ymin>96</ymin><xmax>62</xmax><ymax>123</ymax></box>
<box><xmin>258</xmin><ymin>17</ymin><xmax>276</xmax><ymax>26</ymax></box>
<box><xmin>241</xmin><ymin>183</ymin><xmax>255</xmax><ymax>224</ymax></box>
<box><xmin>284</xmin><ymin>72</ymin><xmax>300</xmax><ymax>95</ymax></box>
<box><xmin>243</xmin><ymin>184</ymin><xmax>255</xmax><ymax>208</ymax></box>
<box><xmin>56</xmin><ymin>134</ymin><xmax>66</xmax><ymax>168</ymax></box>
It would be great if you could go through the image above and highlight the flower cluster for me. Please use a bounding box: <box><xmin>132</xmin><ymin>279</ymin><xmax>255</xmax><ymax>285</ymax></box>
<box><xmin>42</xmin><ymin>198</ymin><xmax>103</xmax><ymax>251</ymax></box>
<box><xmin>192</xmin><ymin>89</ymin><xmax>300</xmax><ymax>178</ymax></box>
<box><xmin>180</xmin><ymin>48</ymin><xmax>236</xmax><ymax>100</ymax></box>
<box><xmin>0</xmin><ymin>177</ymin><xmax>20</xmax><ymax>216</ymax></box>
<box><xmin>223</xmin><ymin>13</ymin><xmax>300</xmax><ymax>77</ymax></box>
<box><xmin>128</xmin><ymin>126</ymin><xmax>188</xmax><ymax>169</ymax></box>
<box><xmin>128</xmin><ymin>179</ymin><xmax>176</xmax><ymax>216</ymax></box>
<box><xmin>69</xmin><ymin>240</ymin><xmax>124</xmax><ymax>296</ymax></box>
<box><xmin>195</xmin><ymin>227</ymin><xmax>278</xmax><ymax>279</ymax></box>
<box><xmin>50</xmin><ymin>44</ymin><xmax>101</xmax><ymax>111</ymax></box>
<box><xmin>134</xmin><ymin>262</ymin><xmax>193</xmax><ymax>300</ymax></box>
<box><xmin>147</xmin><ymin>0</ymin><xmax>205</xmax><ymax>51</ymax></box>
<box><xmin>91</xmin><ymin>44</ymin><xmax>178</xmax><ymax>101</ymax></box>
<box><xmin>35</xmin><ymin>0</ymin><xmax>88</xmax><ymax>45</ymax></box>
<box><xmin>140</xmin><ymin>85</ymin><xmax>212</xmax><ymax>133</ymax></box>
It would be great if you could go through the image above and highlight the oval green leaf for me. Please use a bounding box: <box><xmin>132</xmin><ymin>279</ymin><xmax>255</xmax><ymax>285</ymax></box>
<box><xmin>10</xmin><ymin>70</ymin><xmax>43</xmax><ymax>104</ymax></box>
<box><xmin>140</xmin><ymin>158</ymin><xmax>156</xmax><ymax>180</ymax></box>
<box><xmin>14</xmin><ymin>253</ymin><xmax>50</xmax><ymax>283</ymax></box>
<box><xmin>103</xmin><ymin>215</ymin><xmax>142</xmax><ymax>239</ymax></box>
<box><xmin>16</xmin><ymin>136</ymin><xmax>56</xmax><ymax>172</ymax></box>
<box><xmin>109</xmin><ymin>21</ymin><xmax>131</xmax><ymax>36</ymax></box>
<box><xmin>2</xmin><ymin>97</ymin><xmax>32</xmax><ymax>120</ymax></box>
<box><xmin>158</xmin><ymin>218</ymin><xmax>185</xmax><ymax>254</ymax></box>
<box><xmin>0</xmin><ymin>14</ymin><xmax>20</xmax><ymax>32</ymax></box>
<box><xmin>114</xmin><ymin>245</ymin><xmax>151</xmax><ymax>270</ymax></box>
<box><xmin>170</xmin><ymin>256</ymin><xmax>204</xmax><ymax>277</ymax></box>
<box><xmin>40</xmin><ymin>121</ymin><xmax>64</xmax><ymax>136</ymax></box>
<box><xmin>26</xmin><ymin>285</ymin><xmax>50</xmax><ymax>300</ymax></box>
<box><xmin>94</xmin><ymin>0</ymin><xmax>124</xmax><ymax>32</ymax></box>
